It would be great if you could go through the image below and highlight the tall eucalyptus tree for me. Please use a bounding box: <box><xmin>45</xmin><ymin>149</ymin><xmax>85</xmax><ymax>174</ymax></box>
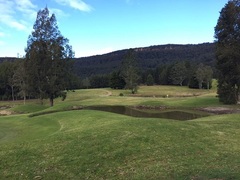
<box><xmin>25</xmin><ymin>7</ymin><xmax>74</xmax><ymax>106</ymax></box>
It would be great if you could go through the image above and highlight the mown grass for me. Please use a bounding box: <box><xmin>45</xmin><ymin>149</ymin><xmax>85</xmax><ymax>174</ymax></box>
<box><xmin>11</xmin><ymin>104</ymin><xmax>49</xmax><ymax>114</ymax></box>
<box><xmin>0</xmin><ymin>85</ymin><xmax>239</xmax><ymax>179</ymax></box>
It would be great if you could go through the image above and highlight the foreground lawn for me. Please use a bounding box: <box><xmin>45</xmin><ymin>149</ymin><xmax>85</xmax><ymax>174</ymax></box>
<box><xmin>0</xmin><ymin>86</ymin><xmax>239</xmax><ymax>179</ymax></box>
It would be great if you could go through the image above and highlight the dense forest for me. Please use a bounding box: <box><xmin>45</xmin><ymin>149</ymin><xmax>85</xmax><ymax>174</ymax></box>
<box><xmin>0</xmin><ymin>57</ymin><xmax>18</xmax><ymax>63</ymax></box>
<box><xmin>73</xmin><ymin>43</ymin><xmax>215</xmax><ymax>90</ymax></box>
<box><xmin>74</xmin><ymin>43</ymin><xmax>215</xmax><ymax>78</ymax></box>
<box><xmin>0</xmin><ymin>43</ymin><xmax>215</xmax><ymax>100</ymax></box>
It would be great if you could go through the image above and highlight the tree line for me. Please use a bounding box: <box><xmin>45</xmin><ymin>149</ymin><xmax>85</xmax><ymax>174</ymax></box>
<box><xmin>73</xmin><ymin>43</ymin><xmax>215</xmax><ymax>79</ymax></box>
<box><xmin>0</xmin><ymin>56</ymin><xmax>213</xmax><ymax>101</ymax></box>
<box><xmin>0</xmin><ymin>48</ymin><xmax>214</xmax><ymax>101</ymax></box>
<box><xmin>79</xmin><ymin>56</ymin><xmax>213</xmax><ymax>92</ymax></box>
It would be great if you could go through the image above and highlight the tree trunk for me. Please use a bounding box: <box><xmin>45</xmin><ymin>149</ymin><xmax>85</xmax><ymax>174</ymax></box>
<box><xmin>23</xmin><ymin>91</ymin><xmax>26</xmax><ymax>105</ymax></box>
<box><xmin>207</xmin><ymin>81</ymin><xmax>210</xmax><ymax>90</ymax></box>
<box><xmin>131</xmin><ymin>89</ymin><xmax>135</xmax><ymax>94</ymax></box>
<box><xmin>237</xmin><ymin>85</ymin><xmax>240</xmax><ymax>103</ymax></box>
<box><xmin>198</xmin><ymin>81</ymin><xmax>203</xmax><ymax>89</ymax></box>
<box><xmin>50</xmin><ymin>98</ymin><xmax>54</xmax><ymax>107</ymax></box>
<box><xmin>11</xmin><ymin>85</ymin><xmax>14</xmax><ymax>101</ymax></box>
<box><xmin>39</xmin><ymin>98</ymin><xmax>43</xmax><ymax>105</ymax></box>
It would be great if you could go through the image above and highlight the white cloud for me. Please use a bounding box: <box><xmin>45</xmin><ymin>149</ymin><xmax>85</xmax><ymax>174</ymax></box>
<box><xmin>0</xmin><ymin>32</ymin><xmax>5</xmax><ymax>37</ymax></box>
<box><xmin>55</xmin><ymin>0</ymin><xmax>93</xmax><ymax>12</ymax></box>
<box><xmin>0</xmin><ymin>31</ymin><xmax>7</xmax><ymax>46</ymax></box>
<box><xmin>15</xmin><ymin>0</ymin><xmax>37</xmax><ymax>19</ymax></box>
<box><xmin>0</xmin><ymin>0</ymin><xmax>37</xmax><ymax>32</ymax></box>
<box><xmin>10</xmin><ymin>21</ymin><xmax>27</xmax><ymax>31</ymax></box>
<box><xmin>0</xmin><ymin>40</ymin><xmax>5</xmax><ymax>46</ymax></box>
<box><xmin>15</xmin><ymin>0</ymin><xmax>36</xmax><ymax>10</ymax></box>
<box><xmin>0</xmin><ymin>14</ymin><xmax>28</xmax><ymax>31</ymax></box>
<box><xmin>0</xmin><ymin>0</ymin><xmax>14</xmax><ymax>14</ymax></box>
<box><xmin>50</xmin><ymin>8</ymin><xmax>69</xmax><ymax>18</ymax></box>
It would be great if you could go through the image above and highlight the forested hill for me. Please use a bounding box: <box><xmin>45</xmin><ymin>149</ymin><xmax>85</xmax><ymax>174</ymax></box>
<box><xmin>74</xmin><ymin>43</ymin><xmax>215</xmax><ymax>78</ymax></box>
<box><xmin>0</xmin><ymin>43</ymin><xmax>215</xmax><ymax>79</ymax></box>
<box><xmin>0</xmin><ymin>57</ymin><xmax>18</xmax><ymax>63</ymax></box>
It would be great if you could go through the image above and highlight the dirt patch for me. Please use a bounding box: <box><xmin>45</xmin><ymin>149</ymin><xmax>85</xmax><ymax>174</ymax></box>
<box><xmin>198</xmin><ymin>107</ymin><xmax>240</xmax><ymax>114</ymax></box>
<box><xmin>133</xmin><ymin>105</ymin><xmax>167</xmax><ymax>110</ymax></box>
<box><xmin>0</xmin><ymin>110</ymin><xmax>12</xmax><ymax>116</ymax></box>
<box><xmin>71</xmin><ymin>106</ymin><xmax>84</xmax><ymax>110</ymax></box>
<box><xmin>0</xmin><ymin>106</ymin><xmax>13</xmax><ymax>116</ymax></box>
<box><xmin>99</xmin><ymin>90</ymin><xmax>112</xmax><ymax>97</ymax></box>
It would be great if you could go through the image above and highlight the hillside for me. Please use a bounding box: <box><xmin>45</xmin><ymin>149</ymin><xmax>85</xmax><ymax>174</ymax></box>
<box><xmin>0</xmin><ymin>43</ymin><xmax>215</xmax><ymax>79</ymax></box>
<box><xmin>74</xmin><ymin>43</ymin><xmax>215</xmax><ymax>78</ymax></box>
<box><xmin>0</xmin><ymin>57</ymin><xmax>18</xmax><ymax>63</ymax></box>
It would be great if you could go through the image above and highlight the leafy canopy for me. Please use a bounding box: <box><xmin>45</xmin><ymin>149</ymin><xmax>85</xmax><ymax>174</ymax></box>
<box><xmin>121</xmin><ymin>50</ymin><xmax>139</xmax><ymax>94</ymax></box>
<box><xmin>25</xmin><ymin>7</ymin><xmax>74</xmax><ymax>106</ymax></box>
<box><xmin>215</xmin><ymin>0</ymin><xmax>240</xmax><ymax>104</ymax></box>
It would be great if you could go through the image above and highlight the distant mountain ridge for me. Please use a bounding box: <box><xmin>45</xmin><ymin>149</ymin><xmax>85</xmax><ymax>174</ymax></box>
<box><xmin>0</xmin><ymin>57</ymin><xmax>19</xmax><ymax>63</ymax></box>
<box><xmin>0</xmin><ymin>43</ymin><xmax>215</xmax><ymax>78</ymax></box>
<box><xmin>74</xmin><ymin>43</ymin><xmax>215</xmax><ymax>78</ymax></box>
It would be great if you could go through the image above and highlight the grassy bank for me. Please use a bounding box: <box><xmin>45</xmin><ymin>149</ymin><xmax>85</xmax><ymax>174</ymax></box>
<box><xmin>0</xmin><ymin>85</ymin><xmax>239</xmax><ymax>179</ymax></box>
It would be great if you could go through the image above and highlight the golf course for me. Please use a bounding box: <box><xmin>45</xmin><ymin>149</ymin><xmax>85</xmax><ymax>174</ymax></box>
<box><xmin>0</xmin><ymin>85</ymin><xmax>240</xmax><ymax>179</ymax></box>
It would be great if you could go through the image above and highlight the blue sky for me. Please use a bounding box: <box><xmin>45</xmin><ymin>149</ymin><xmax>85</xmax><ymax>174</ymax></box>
<box><xmin>0</xmin><ymin>0</ymin><xmax>227</xmax><ymax>58</ymax></box>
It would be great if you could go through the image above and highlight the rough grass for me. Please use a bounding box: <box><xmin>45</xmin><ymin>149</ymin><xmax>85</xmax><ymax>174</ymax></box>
<box><xmin>11</xmin><ymin>104</ymin><xmax>49</xmax><ymax>114</ymax></box>
<box><xmin>111</xmin><ymin>81</ymin><xmax>217</xmax><ymax>97</ymax></box>
<box><xmin>0</xmin><ymin>85</ymin><xmax>239</xmax><ymax>179</ymax></box>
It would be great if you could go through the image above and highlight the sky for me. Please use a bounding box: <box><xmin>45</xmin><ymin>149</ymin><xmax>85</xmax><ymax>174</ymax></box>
<box><xmin>0</xmin><ymin>0</ymin><xmax>228</xmax><ymax>58</ymax></box>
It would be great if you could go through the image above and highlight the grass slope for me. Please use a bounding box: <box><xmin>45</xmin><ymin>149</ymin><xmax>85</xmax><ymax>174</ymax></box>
<box><xmin>0</xmin><ymin>86</ymin><xmax>239</xmax><ymax>179</ymax></box>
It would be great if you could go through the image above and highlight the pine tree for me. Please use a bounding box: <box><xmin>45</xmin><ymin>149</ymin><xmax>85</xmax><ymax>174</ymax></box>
<box><xmin>121</xmin><ymin>50</ymin><xmax>139</xmax><ymax>94</ymax></box>
<box><xmin>169</xmin><ymin>62</ymin><xmax>187</xmax><ymax>86</ymax></box>
<box><xmin>25</xmin><ymin>7</ymin><xmax>74</xmax><ymax>106</ymax></box>
<box><xmin>215</xmin><ymin>0</ymin><xmax>240</xmax><ymax>104</ymax></box>
<box><xmin>110</xmin><ymin>71</ymin><xmax>126</xmax><ymax>89</ymax></box>
<box><xmin>146</xmin><ymin>74</ymin><xmax>154</xmax><ymax>86</ymax></box>
<box><xmin>13</xmin><ymin>61</ymin><xmax>28</xmax><ymax>104</ymax></box>
<box><xmin>195</xmin><ymin>64</ymin><xmax>205</xmax><ymax>89</ymax></box>
<box><xmin>204</xmin><ymin>66</ymin><xmax>213</xmax><ymax>90</ymax></box>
